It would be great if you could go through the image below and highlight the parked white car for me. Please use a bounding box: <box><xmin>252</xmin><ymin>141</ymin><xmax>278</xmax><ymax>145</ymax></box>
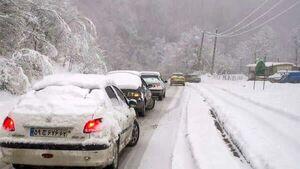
<box><xmin>0</xmin><ymin>74</ymin><xmax>140</xmax><ymax>169</ymax></box>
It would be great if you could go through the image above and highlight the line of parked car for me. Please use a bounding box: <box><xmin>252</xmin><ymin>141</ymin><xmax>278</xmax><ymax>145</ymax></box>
<box><xmin>0</xmin><ymin>70</ymin><xmax>169</xmax><ymax>169</ymax></box>
<box><xmin>268</xmin><ymin>70</ymin><xmax>300</xmax><ymax>83</ymax></box>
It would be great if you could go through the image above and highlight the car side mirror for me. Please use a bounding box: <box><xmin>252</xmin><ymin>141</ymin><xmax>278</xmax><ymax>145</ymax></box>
<box><xmin>128</xmin><ymin>99</ymin><xmax>137</xmax><ymax>108</ymax></box>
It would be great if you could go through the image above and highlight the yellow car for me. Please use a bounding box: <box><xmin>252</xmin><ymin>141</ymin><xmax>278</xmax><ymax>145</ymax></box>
<box><xmin>170</xmin><ymin>73</ymin><xmax>185</xmax><ymax>86</ymax></box>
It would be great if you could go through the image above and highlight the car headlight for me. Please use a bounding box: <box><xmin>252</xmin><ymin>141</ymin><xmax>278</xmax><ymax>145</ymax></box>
<box><xmin>128</xmin><ymin>92</ymin><xmax>141</xmax><ymax>98</ymax></box>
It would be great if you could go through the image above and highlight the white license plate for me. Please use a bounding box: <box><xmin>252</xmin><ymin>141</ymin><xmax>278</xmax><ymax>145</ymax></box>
<box><xmin>30</xmin><ymin>128</ymin><xmax>71</xmax><ymax>138</ymax></box>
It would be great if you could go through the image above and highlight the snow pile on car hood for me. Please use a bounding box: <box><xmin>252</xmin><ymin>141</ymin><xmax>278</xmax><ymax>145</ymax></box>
<box><xmin>107</xmin><ymin>73</ymin><xmax>142</xmax><ymax>90</ymax></box>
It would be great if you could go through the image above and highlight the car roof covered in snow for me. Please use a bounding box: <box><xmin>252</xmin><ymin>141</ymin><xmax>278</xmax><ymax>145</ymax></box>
<box><xmin>108</xmin><ymin>70</ymin><xmax>142</xmax><ymax>77</ymax></box>
<box><xmin>140</xmin><ymin>71</ymin><xmax>161</xmax><ymax>77</ymax></box>
<box><xmin>33</xmin><ymin>73</ymin><xmax>114</xmax><ymax>91</ymax></box>
<box><xmin>172</xmin><ymin>72</ymin><xmax>184</xmax><ymax>76</ymax></box>
<box><xmin>107</xmin><ymin>72</ymin><xmax>142</xmax><ymax>90</ymax></box>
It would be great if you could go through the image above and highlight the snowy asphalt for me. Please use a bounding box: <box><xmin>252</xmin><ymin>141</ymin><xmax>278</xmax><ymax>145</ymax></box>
<box><xmin>118</xmin><ymin>86</ymin><xmax>192</xmax><ymax>169</ymax></box>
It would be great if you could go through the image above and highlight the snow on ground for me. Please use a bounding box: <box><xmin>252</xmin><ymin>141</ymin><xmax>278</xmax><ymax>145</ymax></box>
<box><xmin>194</xmin><ymin>77</ymin><xmax>300</xmax><ymax>169</ymax></box>
<box><xmin>172</xmin><ymin>84</ymin><xmax>250</xmax><ymax>169</ymax></box>
<box><xmin>137</xmin><ymin>87</ymin><xmax>185</xmax><ymax>169</ymax></box>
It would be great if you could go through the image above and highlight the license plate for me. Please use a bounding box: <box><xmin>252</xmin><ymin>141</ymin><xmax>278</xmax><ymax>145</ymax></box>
<box><xmin>30</xmin><ymin>128</ymin><xmax>71</xmax><ymax>138</ymax></box>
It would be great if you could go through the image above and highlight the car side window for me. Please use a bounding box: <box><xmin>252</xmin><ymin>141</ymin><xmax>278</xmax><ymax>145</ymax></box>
<box><xmin>105</xmin><ymin>86</ymin><xmax>119</xmax><ymax>105</ymax></box>
<box><xmin>112</xmin><ymin>86</ymin><xmax>128</xmax><ymax>105</ymax></box>
<box><xmin>141</xmin><ymin>78</ymin><xmax>148</xmax><ymax>90</ymax></box>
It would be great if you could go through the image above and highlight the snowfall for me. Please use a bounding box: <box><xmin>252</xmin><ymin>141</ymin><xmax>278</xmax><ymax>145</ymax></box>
<box><xmin>0</xmin><ymin>74</ymin><xmax>299</xmax><ymax>169</ymax></box>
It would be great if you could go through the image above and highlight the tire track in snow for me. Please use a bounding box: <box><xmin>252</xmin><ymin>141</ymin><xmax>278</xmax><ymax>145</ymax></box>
<box><xmin>217</xmin><ymin>87</ymin><xmax>300</xmax><ymax>122</ymax></box>
<box><xmin>209</xmin><ymin>108</ymin><xmax>254</xmax><ymax>168</ymax></box>
<box><xmin>119</xmin><ymin>86</ymin><xmax>184</xmax><ymax>169</ymax></box>
<box><xmin>172</xmin><ymin>86</ymin><xmax>199</xmax><ymax>169</ymax></box>
<box><xmin>188</xmin><ymin>86</ymin><xmax>253</xmax><ymax>169</ymax></box>
<box><xmin>199</xmin><ymin>84</ymin><xmax>300</xmax><ymax>148</ymax></box>
<box><xmin>192</xmin><ymin>84</ymin><xmax>300</xmax><ymax>169</ymax></box>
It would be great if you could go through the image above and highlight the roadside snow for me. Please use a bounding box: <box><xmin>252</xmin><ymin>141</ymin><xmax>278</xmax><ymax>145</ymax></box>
<box><xmin>175</xmin><ymin>85</ymin><xmax>249</xmax><ymax>169</ymax></box>
<box><xmin>195</xmin><ymin>77</ymin><xmax>300</xmax><ymax>169</ymax></box>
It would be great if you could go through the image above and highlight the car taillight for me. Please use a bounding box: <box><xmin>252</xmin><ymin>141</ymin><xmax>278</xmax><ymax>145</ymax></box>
<box><xmin>3</xmin><ymin>117</ymin><xmax>15</xmax><ymax>132</ymax></box>
<box><xmin>83</xmin><ymin>118</ymin><xmax>102</xmax><ymax>133</ymax></box>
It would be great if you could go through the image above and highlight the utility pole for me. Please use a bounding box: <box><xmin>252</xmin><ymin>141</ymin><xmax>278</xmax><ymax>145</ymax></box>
<box><xmin>211</xmin><ymin>29</ymin><xmax>218</xmax><ymax>74</ymax></box>
<box><xmin>198</xmin><ymin>31</ymin><xmax>205</xmax><ymax>71</ymax></box>
<box><xmin>296</xmin><ymin>44</ymin><xmax>299</xmax><ymax>67</ymax></box>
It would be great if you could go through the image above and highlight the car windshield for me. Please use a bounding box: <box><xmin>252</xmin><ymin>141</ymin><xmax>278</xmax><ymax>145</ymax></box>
<box><xmin>142</xmin><ymin>77</ymin><xmax>161</xmax><ymax>84</ymax></box>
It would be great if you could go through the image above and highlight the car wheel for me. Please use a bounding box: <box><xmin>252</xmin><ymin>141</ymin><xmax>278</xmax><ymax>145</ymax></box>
<box><xmin>128</xmin><ymin>120</ymin><xmax>140</xmax><ymax>147</ymax></box>
<box><xmin>138</xmin><ymin>106</ymin><xmax>146</xmax><ymax>117</ymax></box>
<box><xmin>106</xmin><ymin>139</ymin><xmax>120</xmax><ymax>169</ymax></box>
<box><xmin>146</xmin><ymin>99</ymin><xmax>155</xmax><ymax>110</ymax></box>
<box><xmin>163</xmin><ymin>92</ymin><xmax>166</xmax><ymax>98</ymax></box>
<box><xmin>158</xmin><ymin>95</ymin><xmax>163</xmax><ymax>101</ymax></box>
<box><xmin>12</xmin><ymin>165</ymin><xmax>26</xmax><ymax>169</ymax></box>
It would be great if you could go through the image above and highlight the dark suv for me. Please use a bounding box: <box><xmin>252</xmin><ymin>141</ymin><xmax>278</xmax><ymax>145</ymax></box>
<box><xmin>108</xmin><ymin>71</ymin><xmax>155</xmax><ymax>116</ymax></box>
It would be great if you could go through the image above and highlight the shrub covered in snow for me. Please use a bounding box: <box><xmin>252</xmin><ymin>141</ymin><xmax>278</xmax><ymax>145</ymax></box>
<box><xmin>0</xmin><ymin>59</ymin><xmax>30</xmax><ymax>95</ymax></box>
<box><xmin>12</xmin><ymin>49</ymin><xmax>53</xmax><ymax>83</ymax></box>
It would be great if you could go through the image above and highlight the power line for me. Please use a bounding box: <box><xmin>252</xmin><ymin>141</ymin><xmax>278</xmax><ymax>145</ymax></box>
<box><xmin>219</xmin><ymin>0</ymin><xmax>270</xmax><ymax>35</ymax></box>
<box><xmin>221</xmin><ymin>0</ymin><xmax>284</xmax><ymax>37</ymax></box>
<box><xmin>219</xmin><ymin>0</ymin><xmax>300</xmax><ymax>38</ymax></box>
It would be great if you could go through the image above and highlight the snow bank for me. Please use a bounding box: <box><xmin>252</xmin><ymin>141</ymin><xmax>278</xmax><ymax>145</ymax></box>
<box><xmin>178</xmin><ymin>85</ymin><xmax>249</xmax><ymax>169</ymax></box>
<box><xmin>196</xmin><ymin>78</ymin><xmax>300</xmax><ymax>169</ymax></box>
<box><xmin>0</xmin><ymin>58</ymin><xmax>30</xmax><ymax>95</ymax></box>
<box><xmin>12</xmin><ymin>49</ymin><xmax>53</xmax><ymax>83</ymax></box>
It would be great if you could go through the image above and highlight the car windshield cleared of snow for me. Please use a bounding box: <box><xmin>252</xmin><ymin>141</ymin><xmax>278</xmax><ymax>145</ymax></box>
<box><xmin>143</xmin><ymin>77</ymin><xmax>161</xmax><ymax>84</ymax></box>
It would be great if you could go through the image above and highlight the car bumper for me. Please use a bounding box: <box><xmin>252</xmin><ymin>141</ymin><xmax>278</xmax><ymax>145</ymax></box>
<box><xmin>0</xmin><ymin>142</ymin><xmax>113</xmax><ymax>167</ymax></box>
<box><xmin>171</xmin><ymin>80</ymin><xmax>185</xmax><ymax>84</ymax></box>
<box><xmin>150</xmin><ymin>89</ymin><xmax>164</xmax><ymax>97</ymax></box>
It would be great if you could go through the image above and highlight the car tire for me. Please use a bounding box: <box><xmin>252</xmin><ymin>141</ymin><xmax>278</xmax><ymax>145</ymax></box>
<box><xmin>163</xmin><ymin>92</ymin><xmax>166</xmax><ymax>98</ymax></box>
<box><xmin>12</xmin><ymin>165</ymin><xmax>25</xmax><ymax>169</ymax></box>
<box><xmin>128</xmin><ymin>120</ymin><xmax>140</xmax><ymax>147</ymax></box>
<box><xmin>158</xmin><ymin>95</ymin><xmax>163</xmax><ymax>101</ymax></box>
<box><xmin>146</xmin><ymin>99</ymin><xmax>155</xmax><ymax>110</ymax></box>
<box><xmin>138</xmin><ymin>106</ymin><xmax>146</xmax><ymax>117</ymax></box>
<box><xmin>106</xmin><ymin>139</ymin><xmax>120</xmax><ymax>169</ymax></box>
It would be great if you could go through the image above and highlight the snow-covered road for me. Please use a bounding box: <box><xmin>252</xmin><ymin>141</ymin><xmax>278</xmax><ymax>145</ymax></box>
<box><xmin>3</xmin><ymin>78</ymin><xmax>297</xmax><ymax>169</ymax></box>
<box><xmin>119</xmin><ymin>84</ymin><xmax>250</xmax><ymax>169</ymax></box>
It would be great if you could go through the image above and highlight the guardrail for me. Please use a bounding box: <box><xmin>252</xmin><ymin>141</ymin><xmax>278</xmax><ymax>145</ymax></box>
<box><xmin>212</xmin><ymin>74</ymin><xmax>247</xmax><ymax>81</ymax></box>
